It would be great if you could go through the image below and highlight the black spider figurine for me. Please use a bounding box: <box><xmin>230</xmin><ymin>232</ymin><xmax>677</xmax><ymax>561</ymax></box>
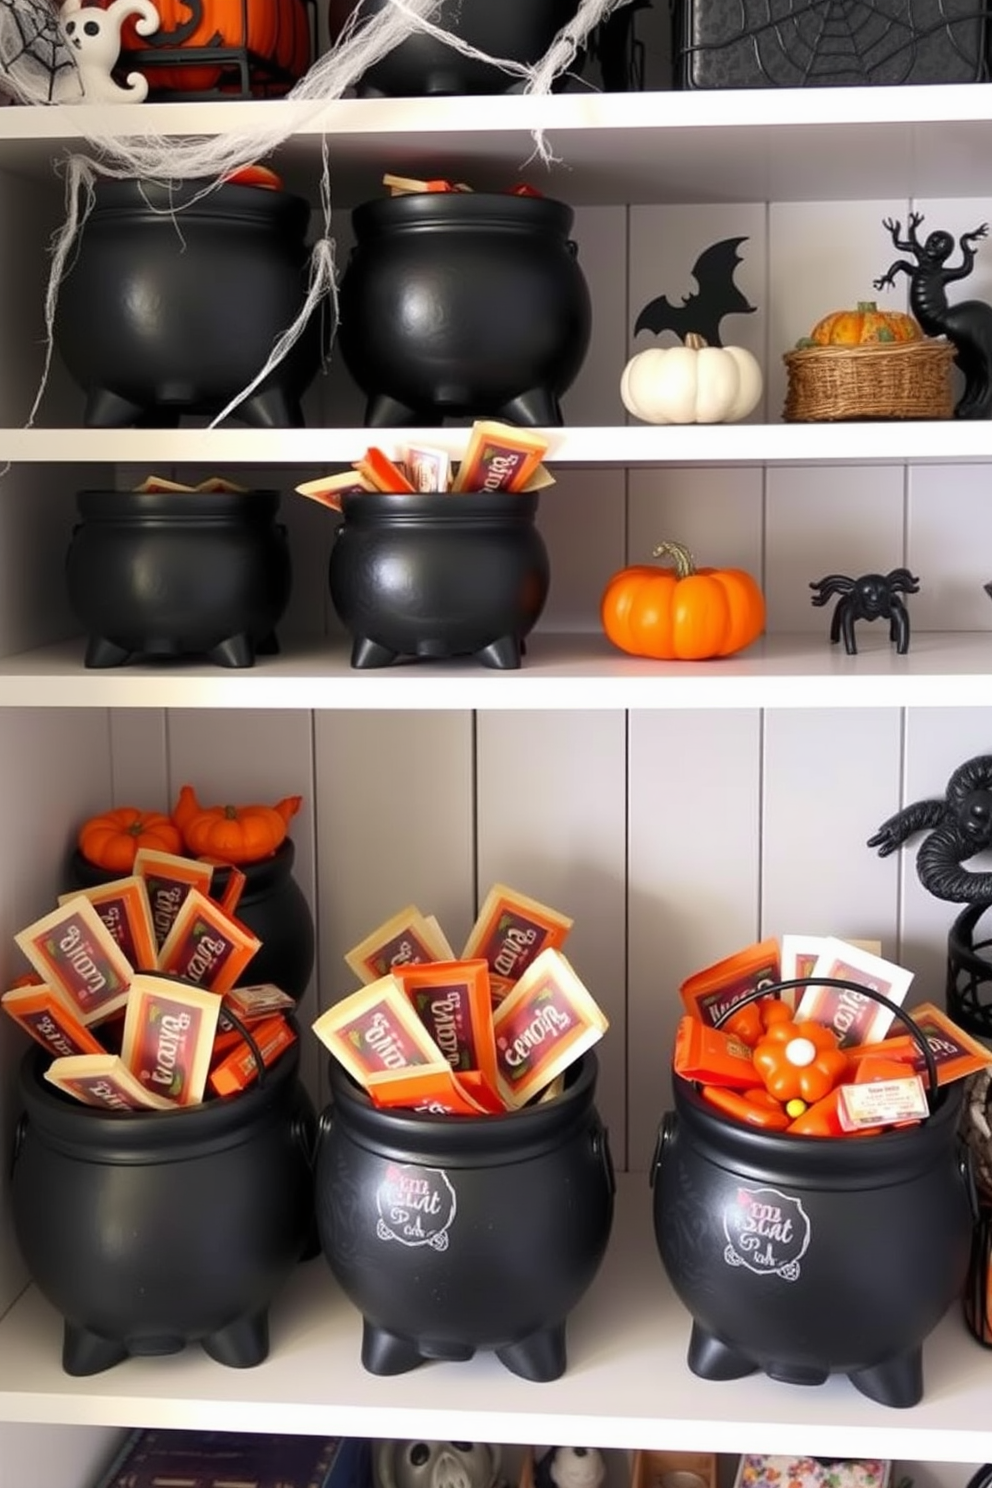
<box><xmin>809</xmin><ymin>568</ymin><xmax>920</xmax><ymax>655</ymax></box>
<box><xmin>868</xmin><ymin>753</ymin><xmax>992</xmax><ymax>904</ymax></box>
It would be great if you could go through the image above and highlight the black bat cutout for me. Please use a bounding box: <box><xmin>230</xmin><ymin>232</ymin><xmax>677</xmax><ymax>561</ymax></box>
<box><xmin>635</xmin><ymin>236</ymin><xmax>757</xmax><ymax>347</ymax></box>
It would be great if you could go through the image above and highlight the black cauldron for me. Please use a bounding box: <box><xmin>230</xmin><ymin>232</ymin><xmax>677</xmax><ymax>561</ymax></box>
<box><xmin>314</xmin><ymin>1052</ymin><xmax>614</xmax><ymax>1379</ymax></box>
<box><xmin>946</xmin><ymin>901</ymin><xmax>992</xmax><ymax>1042</ymax></box>
<box><xmin>653</xmin><ymin>983</ymin><xmax>974</xmax><ymax>1408</ymax></box>
<box><xmin>65</xmin><ymin>487</ymin><xmax>292</xmax><ymax>668</ymax></box>
<box><xmin>54</xmin><ymin>179</ymin><xmax>325</xmax><ymax>428</ymax></box>
<box><xmin>328</xmin><ymin>490</ymin><xmax>550</xmax><ymax>669</ymax></box>
<box><xmin>67</xmin><ymin>840</ymin><xmax>315</xmax><ymax>1001</ymax></box>
<box><xmin>11</xmin><ymin>1033</ymin><xmax>315</xmax><ymax>1376</ymax></box>
<box><xmin>329</xmin><ymin>0</ymin><xmax>579</xmax><ymax>95</ymax></box>
<box><xmin>337</xmin><ymin>192</ymin><xmax>592</xmax><ymax>426</ymax></box>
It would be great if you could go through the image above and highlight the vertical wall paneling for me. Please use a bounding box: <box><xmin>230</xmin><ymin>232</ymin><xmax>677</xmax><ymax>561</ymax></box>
<box><xmin>108</xmin><ymin>710</ymin><xmax>169</xmax><ymax>811</ymax></box>
<box><xmin>909</xmin><ymin>463</ymin><xmax>992</xmax><ymax>631</ymax></box>
<box><xmin>628</xmin><ymin>710</ymin><xmax>761</xmax><ymax>1169</ymax></box>
<box><xmin>0</xmin><ymin>1423</ymin><xmax>124</xmax><ymax>1488</ymax></box>
<box><xmin>563</xmin><ymin>206</ymin><xmax>629</xmax><ymax>429</ymax></box>
<box><xmin>768</xmin><ymin>200</ymin><xmax>909</xmax><ymax>422</ymax></box>
<box><xmin>627</xmin><ymin>204</ymin><xmax>767</xmax><ymax>418</ymax></box>
<box><xmin>163</xmin><ymin>710</ymin><xmax>320</xmax><ymax>1094</ymax></box>
<box><xmin>0</xmin><ymin>709</ymin><xmax>114</xmax><ymax>1319</ymax></box>
<box><xmin>313</xmin><ymin>710</ymin><xmax>475</xmax><ymax>1103</ymax></box>
<box><xmin>474</xmin><ymin>711</ymin><xmax>627</xmax><ymax>1160</ymax></box>
<box><xmin>765</xmin><ymin>463</ymin><xmax>906</xmax><ymax>634</ymax></box>
<box><xmin>762</xmin><ymin>709</ymin><xmax>903</xmax><ymax>952</ymax></box>
<box><xmin>537</xmin><ymin>468</ymin><xmax>626</xmax><ymax>632</ymax></box>
<box><xmin>898</xmin><ymin>707</ymin><xmax>992</xmax><ymax>1001</ymax></box>
<box><xmin>628</xmin><ymin>466</ymin><xmax>763</xmax><ymax>579</ymax></box>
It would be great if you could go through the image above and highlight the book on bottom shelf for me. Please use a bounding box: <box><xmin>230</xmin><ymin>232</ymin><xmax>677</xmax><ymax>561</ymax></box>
<box><xmin>91</xmin><ymin>1431</ymin><xmax>370</xmax><ymax>1488</ymax></box>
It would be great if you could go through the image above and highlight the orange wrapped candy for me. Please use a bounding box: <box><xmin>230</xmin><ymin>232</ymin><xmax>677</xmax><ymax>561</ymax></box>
<box><xmin>753</xmin><ymin>1016</ymin><xmax>850</xmax><ymax>1105</ymax></box>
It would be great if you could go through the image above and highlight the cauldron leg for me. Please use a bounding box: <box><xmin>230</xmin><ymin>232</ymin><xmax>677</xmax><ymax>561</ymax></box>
<box><xmin>84</xmin><ymin>635</ymin><xmax>132</xmax><ymax>668</ymax></box>
<box><xmin>476</xmin><ymin>635</ymin><xmax>522</xmax><ymax>669</ymax></box>
<box><xmin>847</xmin><ymin>1345</ymin><xmax>923</xmax><ymax>1408</ymax></box>
<box><xmin>83</xmin><ymin>387</ymin><xmax>147</xmax><ymax>428</ymax></box>
<box><xmin>361</xmin><ymin>1319</ymin><xmax>426</xmax><ymax>1375</ymax></box>
<box><xmin>350</xmin><ymin>636</ymin><xmax>399</xmax><ymax>669</ymax></box>
<box><xmin>239</xmin><ymin>386</ymin><xmax>305</xmax><ymax>429</ymax></box>
<box><xmin>364</xmin><ymin>393</ymin><xmax>429</xmax><ymax>428</ymax></box>
<box><xmin>495</xmin><ymin>388</ymin><xmax>563</xmax><ymax>427</ymax></box>
<box><xmin>207</xmin><ymin>633</ymin><xmax>255</xmax><ymax>669</ymax></box>
<box><xmin>686</xmin><ymin>1320</ymin><xmax>759</xmax><ymax>1381</ymax></box>
<box><xmin>62</xmin><ymin>1320</ymin><xmax>129</xmax><ymax>1377</ymax></box>
<box><xmin>495</xmin><ymin>1320</ymin><xmax>567</xmax><ymax>1381</ymax></box>
<box><xmin>202</xmin><ymin>1308</ymin><xmax>269</xmax><ymax>1369</ymax></box>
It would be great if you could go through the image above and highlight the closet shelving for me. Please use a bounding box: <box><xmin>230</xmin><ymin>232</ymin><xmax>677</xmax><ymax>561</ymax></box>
<box><xmin>2</xmin><ymin>76</ymin><xmax>992</xmax><ymax>1484</ymax></box>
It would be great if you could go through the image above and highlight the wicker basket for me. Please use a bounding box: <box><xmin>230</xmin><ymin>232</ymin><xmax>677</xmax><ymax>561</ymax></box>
<box><xmin>783</xmin><ymin>336</ymin><xmax>956</xmax><ymax>421</ymax></box>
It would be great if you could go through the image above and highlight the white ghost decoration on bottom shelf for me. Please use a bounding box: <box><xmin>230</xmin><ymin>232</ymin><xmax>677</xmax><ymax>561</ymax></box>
<box><xmin>536</xmin><ymin>1450</ymin><xmax>607</xmax><ymax>1488</ymax></box>
<box><xmin>374</xmin><ymin>1443</ymin><xmax>503</xmax><ymax>1488</ymax></box>
<box><xmin>58</xmin><ymin>0</ymin><xmax>160</xmax><ymax>103</ymax></box>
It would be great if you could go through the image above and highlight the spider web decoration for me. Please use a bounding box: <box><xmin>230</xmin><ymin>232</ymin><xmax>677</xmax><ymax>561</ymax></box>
<box><xmin>676</xmin><ymin>0</ymin><xmax>992</xmax><ymax>88</ymax></box>
<box><xmin>0</xmin><ymin>0</ymin><xmax>80</xmax><ymax>103</ymax></box>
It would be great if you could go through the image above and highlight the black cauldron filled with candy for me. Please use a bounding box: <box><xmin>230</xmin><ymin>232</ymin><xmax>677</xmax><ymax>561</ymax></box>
<box><xmin>313</xmin><ymin>1050</ymin><xmax>614</xmax><ymax>1379</ymax></box>
<box><xmin>652</xmin><ymin>980</ymin><xmax>974</xmax><ymax>1408</ymax></box>
<box><xmin>336</xmin><ymin>190</ymin><xmax>592</xmax><ymax>427</ymax></box>
<box><xmin>328</xmin><ymin>489</ymin><xmax>550</xmax><ymax>669</ymax></box>
<box><xmin>53</xmin><ymin>178</ymin><xmax>325</xmax><ymax>428</ymax></box>
<box><xmin>328</xmin><ymin>0</ymin><xmax>579</xmax><ymax>96</ymax></box>
<box><xmin>11</xmin><ymin>1025</ymin><xmax>315</xmax><ymax>1376</ymax></box>
<box><xmin>65</xmin><ymin>487</ymin><xmax>292</xmax><ymax>669</ymax></box>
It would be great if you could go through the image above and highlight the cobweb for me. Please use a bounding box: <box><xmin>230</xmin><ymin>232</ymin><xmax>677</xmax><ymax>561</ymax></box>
<box><xmin>1</xmin><ymin>0</ymin><xmax>638</xmax><ymax>427</ymax></box>
<box><xmin>0</xmin><ymin>0</ymin><xmax>79</xmax><ymax>104</ymax></box>
<box><xmin>682</xmin><ymin>0</ymin><xmax>991</xmax><ymax>87</ymax></box>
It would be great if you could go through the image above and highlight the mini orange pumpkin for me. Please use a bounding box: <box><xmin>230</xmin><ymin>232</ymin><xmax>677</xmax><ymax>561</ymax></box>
<box><xmin>78</xmin><ymin>806</ymin><xmax>183</xmax><ymax>873</ymax></box>
<box><xmin>806</xmin><ymin>300</ymin><xmax>921</xmax><ymax>347</ymax></box>
<box><xmin>103</xmin><ymin>0</ymin><xmax>312</xmax><ymax>97</ymax></box>
<box><xmin>600</xmin><ymin>540</ymin><xmax>766</xmax><ymax>661</ymax></box>
<box><xmin>173</xmin><ymin>783</ymin><xmax>302</xmax><ymax>864</ymax></box>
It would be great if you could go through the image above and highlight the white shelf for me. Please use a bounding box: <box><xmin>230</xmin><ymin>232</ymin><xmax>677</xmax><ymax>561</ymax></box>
<box><xmin>4</xmin><ymin>423</ymin><xmax>992</xmax><ymax>467</ymax></box>
<box><xmin>2</xmin><ymin>631</ymin><xmax>991</xmax><ymax>711</ymax></box>
<box><xmin>0</xmin><ymin>1175</ymin><xmax>989</xmax><ymax>1459</ymax></box>
<box><xmin>5</xmin><ymin>88</ymin><xmax>992</xmax><ymax>204</ymax></box>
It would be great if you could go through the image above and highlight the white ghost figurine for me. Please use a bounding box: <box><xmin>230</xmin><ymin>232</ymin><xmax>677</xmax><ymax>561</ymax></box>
<box><xmin>58</xmin><ymin>0</ymin><xmax>160</xmax><ymax>103</ymax></box>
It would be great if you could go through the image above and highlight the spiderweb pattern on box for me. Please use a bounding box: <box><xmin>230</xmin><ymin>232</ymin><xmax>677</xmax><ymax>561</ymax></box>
<box><xmin>0</xmin><ymin>0</ymin><xmax>78</xmax><ymax>103</ymax></box>
<box><xmin>679</xmin><ymin>0</ymin><xmax>991</xmax><ymax>88</ymax></box>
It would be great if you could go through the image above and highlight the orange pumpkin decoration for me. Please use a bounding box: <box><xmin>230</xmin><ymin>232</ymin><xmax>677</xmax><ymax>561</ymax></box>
<box><xmin>807</xmin><ymin>300</ymin><xmax>921</xmax><ymax>347</ymax></box>
<box><xmin>173</xmin><ymin>783</ymin><xmax>302</xmax><ymax>864</ymax></box>
<box><xmin>600</xmin><ymin>540</ymin><xmax>766</xmax><ymax>661</ymax></box>
<box><xmin>103</xmin><ymin>0</ymin><xmax>312</xmax><ymax>97</ymax></box>
<box><xmin>78</xmin><ymin>806</ymin><xmax>183</xmax><ymax>873</ymax></box>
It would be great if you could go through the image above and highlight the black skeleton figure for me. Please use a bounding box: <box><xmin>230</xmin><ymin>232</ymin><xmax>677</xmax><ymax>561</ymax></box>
<box><xmin>868</xmin><ymin>753</ymin><xmax>992</xmax><ymax>904</ymax></box>
<box><xmin>874</xmin><ymin>213</ymin><xmax>992</xmax><ymax>419</ymax></box>
<box><xmin>809</xmin><ymin>567</ymin><xmax>920</xmax><ymax>655</ymax></box>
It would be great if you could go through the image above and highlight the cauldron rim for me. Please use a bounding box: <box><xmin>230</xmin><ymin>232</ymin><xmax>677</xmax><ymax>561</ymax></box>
<box><xmin>668</xmin><ymin>1069</ymin><xmax>964</xmax><ymax>1187</ymax></box>
<box><xmin>338</xmin><ymin>490</ymin><xmax>540</xmax><ymax>525</ymax></box>
<box><xmin>325</xmin><ymin>1049</ymin><xmax>600</xmax><ymax>1164</ymax></box>
<box><xmin>88</xmin><ymin>179</ymin><xmax>311</xmax><ymax>233</ymax></box>
<box><xmin>69</xmin><ymin>837</ymin><xmax>296</xmax><ymax>897</ymax></box>
<box><xmin>75</xmin><ymin>488</ymin><xmax>282</xmax><ymax>524</ymax></box>
<box><xmin>18</xmin><ymin>1022</ymin><xmax>301</xmax><ymax>1161</ymax></box>
<box><xmin>352</xmin><ymin>191</ymin><xmax>575</xmax><ymax>238</ymax></box>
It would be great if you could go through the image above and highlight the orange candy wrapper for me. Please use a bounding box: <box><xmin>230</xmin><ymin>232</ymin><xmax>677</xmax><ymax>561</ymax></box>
<box><xmin>156</xmin><ymin>888</ymin><xmax>260</xmax><ymax>995</ymax></box>
<box><xmin>462</xmin><ymin>883</ymin><xmax>573</xmax><ymax>1002</ymax></box>
<box><xmin>2</xmin><ymin>981</ymin><xmax>106</xmax><ymax>1059</ymax></box>
<box><xmin>367</xmin><ymin>1064</ymin><xmax>493</xmax><ymax>1116</ymax></box>
<box><xmin>492</xmin><ymin>947</ymin><xmax>608</xmax><ymax>1109</ymax></box>
<box><xmin>312</xmin><ymin>975</ymin><xmax>451</xmax><ymax>1090</ymax></box>
<box><xmin>15</xmin><ymin>897</ymin><xmax>134</xmax><ymax>1027</ymax></box>
<box><xmin>58</xmin><ymin>876</ymin><xmax>157</xmax><ymax>973</ymax></box>
<box><xmin>451</xmin><ymin>421</ymin><xmax>549</xmax><ymax>494</ymax></box>
<box><xmin>345</xmin><ymin>904</ymin><xmax>453</xmax><ymax>985</ymax></box>
<box><xmin>209</xmin><ymin>1013</ymin><xmax>296</xmax><ymax>1098</ymax></box>
<box><xmin>680</xmin><ymin>938</ymin><xmax>781</xmax><ymax>1028</ymax></box>
<box><xmin>120</xmin><ymin>973</ymin><xmax>222</xmax><ymax>1106</ymax></box>
<box><xmin>45</xmin><ymin>1053</ymin><xmax>175</xmax><ymax>1111</ymax></box>
<box><xmin>674</xmin><ymin>1016</ymin><xmax>759</xmax><ymax>1090</ymax></box>
<box><xmin>134</xmin><ymin>849</ymin><xmax>214</xmax><ymax>951</ymax></box>
<box><xmin>392</xmin><ymin>958</ymin><xmax>499</xmax><ymax>1093</ymax></box>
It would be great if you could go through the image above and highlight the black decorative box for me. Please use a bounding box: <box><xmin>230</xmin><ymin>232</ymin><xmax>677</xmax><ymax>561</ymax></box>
<box><xmin>674</xmin><ymin>0</ymin><xmax>992</xmax><ymax>89</ymax></box>
<box><xmin>93</xmin><ymin>1432</ymin><xmax>370</xmax><ymax>1488</ymax></box>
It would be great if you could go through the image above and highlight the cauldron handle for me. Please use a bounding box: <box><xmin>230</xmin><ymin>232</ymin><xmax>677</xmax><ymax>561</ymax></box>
<box><xmin>591</xmin><ymin>1117</ymin><xmax>616</xmax><ymax>1197</ymax></box>
<box><xmin>965</xmin><ymin>1468</ymin><xmax>992</xmax><ymax>1488</ymax></box>
<box><xmin>649</xmin><ymin>1111</ymin><xmax>677</xmax><ymax>1188</ymax></box>
<box><xmin>713</xmin><ymin>976</ymin><xmax>941</xmax><ymax>1105</ymax></box>
<box><xmin>9</xmin><ymin>1112</ymin><xmax>27</xmax><ymax>1179</ymax></box>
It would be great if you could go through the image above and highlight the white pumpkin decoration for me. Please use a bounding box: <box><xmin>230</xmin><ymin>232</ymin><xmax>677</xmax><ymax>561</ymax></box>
<box><xmin>620</xmin><ymin>332</ymin><xmax>763</xmax><ymax>424</ymax></box>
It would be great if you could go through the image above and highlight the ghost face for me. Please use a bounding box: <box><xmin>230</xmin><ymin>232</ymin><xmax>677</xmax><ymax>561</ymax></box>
<box><xmin>375</xmin><ymin>1442</ymin><xmax>502</xmax><ymax>1488</ymax></box>
<box><xmin>548</xmin><ymin>1450</ymin><xmax>605</xmax><ymax>1488</ymax></box>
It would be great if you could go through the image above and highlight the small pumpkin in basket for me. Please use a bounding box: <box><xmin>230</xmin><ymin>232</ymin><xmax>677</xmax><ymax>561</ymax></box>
<box><xmin>600</xmin><ymin>540</ymin><xmax>765</xmax><ymax>661</ymax></box>
<box><xmin>800</xmin><ymin>300</ymin><xmax>922</xmax><ymax>348</ymax></box>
